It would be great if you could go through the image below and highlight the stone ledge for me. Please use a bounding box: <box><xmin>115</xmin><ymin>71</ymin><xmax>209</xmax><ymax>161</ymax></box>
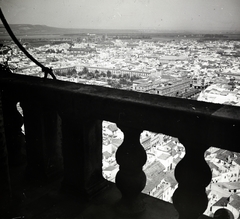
<box><xmin>79</xmin><ymin>183</ymin><xmax>178</xmax><ymax>219</ymax></box>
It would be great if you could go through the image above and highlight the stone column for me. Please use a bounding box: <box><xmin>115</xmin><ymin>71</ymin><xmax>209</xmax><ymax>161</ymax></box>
<box><xmin>60</xmin><ymin>115</ymin><xmax>108</xmax><ymax>199</ymax></box>
<box><xmin>213</xmin><ymin>208</ymin><xmax>234</xmax><ymax>219</ymax></box>
<box><xmin>115</xmin><ymin>125</ymin><xmax>147</xmax><ymax>216</ymax></box>
<box><xmin>21</xmin><ymin>100</ymin><xmax>63</xmax><ymax>180</ymax></box>
<box><xmin>172</xmin><ymin>138</ymin><xmax>212</xmax><ymax>219</ymax></box>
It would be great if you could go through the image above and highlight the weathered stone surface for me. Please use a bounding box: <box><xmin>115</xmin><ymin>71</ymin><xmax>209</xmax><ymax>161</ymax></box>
<box><xmin>0</xmin><ymin>73</ymin><xmax>239</xmax><ymax>219</ymax></box>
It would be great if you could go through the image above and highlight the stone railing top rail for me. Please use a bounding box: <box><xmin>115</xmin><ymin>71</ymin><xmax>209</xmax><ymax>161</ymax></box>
<box><xmin>1</xmin><ymin>73</ymin><xmax>240</xmax><ymax>153</ymax></box>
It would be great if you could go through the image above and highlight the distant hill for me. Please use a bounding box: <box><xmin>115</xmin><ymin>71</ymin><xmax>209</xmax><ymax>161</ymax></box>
<box><xmin>0</xmin><ymin>24</ymin><xmax>239</xmax><ymax>40</ymax></box>
<box><xmin>0</xmin><ymin>24</ymin><xmax>143</xmax><ymax>36</ymax></box>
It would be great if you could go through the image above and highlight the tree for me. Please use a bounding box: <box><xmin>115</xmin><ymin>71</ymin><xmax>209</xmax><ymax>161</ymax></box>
<box><xmin>107</xmin><ymin>79</ymin><xmax>122</xmax><ymax>89</ymax></box>
<box><xmin>68</xmin><ymin>68</ymin><xmax>77</xmax><ymax>75</ymax></box>
<box><xmin>107</xmin><ymin>70</ymin><xmax>112</xmax><ymax>78</ymax></box>
<box><xmin>130</xmin><ymin>75</ymin><xmax>140</xmax><ymax>82</ymax></box>
<box><xmin>123</xmin><ymin>73</ymin><xmax>130</xmax><ymax>79</ymax></box>
<box><xmin>126</xmin><ymin>81</ymin><xmax>132</xmax><ymax>86</ymax></box>
<box><xmin>82</xmin><ymin>67</ymin><xmax>89</xmax><ymax>75</ymax></box>
<box><xmin>113</xmin><ymin>83</ymin><xmax>121</xmax><ymax>89</ymax></box>
<box><xmin>228</xmin><ymin>77</ymin><xmax>236</xmax><ymax>91</ymax></box>
<box><xmin>100</xmin><ymin>72</ymin><xmax>106</xmax><ymax>77</ymax></box>
<box><xmin>78</xmin><ymin>71</ymin><xmax>84</xmax><ymax>77</ymax></box>
<box><xmin>46</xmin><ymin>49</ymin><xmax>55</xmax><ymax>53</ymax></box>
<box><xmin>119</xmin><ymin>78</ymin><xmax>128</xmax><ymax>85</ymax></box>
<box><xmin>87</xmin><ymin>72</ymin><xmax>94</xmax><ymax>79</ymax></box>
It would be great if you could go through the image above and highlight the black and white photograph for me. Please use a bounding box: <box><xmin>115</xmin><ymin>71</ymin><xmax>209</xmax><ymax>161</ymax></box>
<box><xmin>0</xmin><ymin>1</ymin><xmax>240</xmax><ymax>218</ymax></box>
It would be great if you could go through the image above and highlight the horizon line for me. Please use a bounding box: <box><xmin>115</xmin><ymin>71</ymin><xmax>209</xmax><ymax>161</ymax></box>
<box><xmin>1</xmin><ymin>23</ymin><xmax>240</xmax><ymax>34</ymax></box>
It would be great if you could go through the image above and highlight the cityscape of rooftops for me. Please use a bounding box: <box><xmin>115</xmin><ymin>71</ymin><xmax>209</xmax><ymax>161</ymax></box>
<box><xmin>1</xmin><ymin>0</ymin><xmax>240</xmax><ymax>218</ymax></box>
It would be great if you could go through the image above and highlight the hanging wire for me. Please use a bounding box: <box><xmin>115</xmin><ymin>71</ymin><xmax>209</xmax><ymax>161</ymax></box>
<box><xmin>0</xmin><ymin>8</ymin><xmax>56</xmax><ymax>80</ymax></box>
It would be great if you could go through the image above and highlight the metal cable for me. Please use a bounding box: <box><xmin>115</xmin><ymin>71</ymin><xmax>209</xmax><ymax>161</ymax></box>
<box><xmin>0</xmin><ymin>8</ymin><xmax>56</xmax><ymax>80</ymax></box>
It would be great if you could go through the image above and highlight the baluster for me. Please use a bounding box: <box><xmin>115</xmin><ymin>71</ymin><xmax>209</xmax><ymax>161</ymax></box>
<box><xmin>172</xmin><ymin>138</ymin><xmax>212</xmax><ymax>219</ymax></box>
<box><xmin>213</xmin><ymin>208</ymin><xmax>234</xmax><ymax>219</ymax></box>
<box><xmin>60</xmin><ymin>115</ymin><xmax>108</xmax><ymax>199</ymax></box>
<box><xmin>21</xmin><ymin>100</ymin><xmax>63</xmax><ymax>179</ymax></box>
<box><xmin>115</xmin><ymin>125</ymin><xmax>147</xmax><ymax>216</ymax></box>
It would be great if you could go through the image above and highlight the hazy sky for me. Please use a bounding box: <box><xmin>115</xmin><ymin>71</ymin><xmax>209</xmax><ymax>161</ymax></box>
<box><xmin>1</xmin><ymin>0</ymin><xmax>240</xmax><ymax>32</ymax></box>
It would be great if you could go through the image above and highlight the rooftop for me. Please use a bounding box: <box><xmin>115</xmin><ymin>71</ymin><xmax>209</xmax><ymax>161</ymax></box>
<box><xmin>213</xmin><ymin>197</ymin><xmax>229</xmax><ymax>207</ymax></box>
<box><xmin>158</xmin><ymin>153</ymin><xmax>172</xmax><ymax>160</ymax></box>
<box><xmin>229</xmin><ymin>194</ymin><xmax>240</xmax><ymax>210</ymax></box>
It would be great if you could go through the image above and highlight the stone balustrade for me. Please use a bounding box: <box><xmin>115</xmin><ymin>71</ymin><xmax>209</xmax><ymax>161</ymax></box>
<box><xmin>1</xmin><ymin>72</ymin><xmax>239</xmax><ymax>219</ymax></box>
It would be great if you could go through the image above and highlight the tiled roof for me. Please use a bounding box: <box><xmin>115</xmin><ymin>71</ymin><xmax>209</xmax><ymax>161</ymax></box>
<box><xmin>144</xmin><ymin>161</ymin><xmax>165</xmax><ymax>177</ymax></box>
<box><xmin>207</xmin><ymin>161</ymin><xmax>219</xmax><ymax>171</ymax></box>
<box><xmin>143</xmin><ymin>161</ymin><xmax>166</xmax><ymax>194</ymax></box>
<box><xmin>164</xmin><ymin>171</ymin><xmax>178</xmax><ymax>188</ymax></box>
<box><xmin>103</xmin><ymin>151</ymin><xmax>112</xmax><ymax>159</ymax></box>
<box><xmin>233</xmin><ymin>157</ymin><xmax>240</xmax><ymax>165</ymax></box>
<box><xmin>158</xmin><ymin>153</ymin><xmax>171</xmax><ymax>160</ymax></box>
<box><xmin>111</xmin><ymin>138</ymin><xmax>123</xmax><ymax>147</ymax></box>
<box><xmin>173</xmin><ymin>157</ymin><xmax>182</xmax><ymax>165</ymax></box>
<box><xmin>217</xmin><ymin>182</ymin><xmax>240</xmax><ymax>190</ymax></box>
<box><xmin>213</xmin><ymin>197</ymin><xmax>229</xmax><ymax>207</ymax></box>
<box><xmin>228</xmin><ymin>194</ymin><xmax>240</xmax><ymax>210</ymax></box>
<box><xmin>104</xmin><ymin>165</ymin><xmax>117</xmax><ymax>172</ymax></box>
<box><xmin>107</xmin><ymin>123</ymin><xmax>118</xmax><ymax>132</ymax></box>
<box><xmin>215</xmin><ymin>150</ymin><xmax>234</xmax><ymax>161</ymax></box>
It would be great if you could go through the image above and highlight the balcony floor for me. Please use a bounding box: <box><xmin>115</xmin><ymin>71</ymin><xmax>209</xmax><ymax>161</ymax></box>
<box><xmin>2</xmin><ymin>162</ymin><xmax>211</xmax><ymax>219</ymax></box>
